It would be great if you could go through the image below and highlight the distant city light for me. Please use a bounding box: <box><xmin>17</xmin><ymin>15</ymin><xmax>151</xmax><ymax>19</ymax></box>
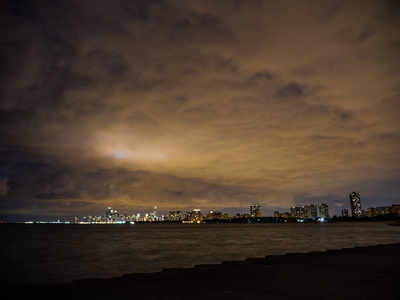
<box><xmin>10</xmin><ymin>193</ymin><xmax>399</xmax><ymax>224</ymax></box>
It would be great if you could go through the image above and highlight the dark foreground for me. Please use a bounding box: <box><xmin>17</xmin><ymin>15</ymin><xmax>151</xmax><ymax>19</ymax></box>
<box><xmin>5</xmin><ymin>243</ymin><xmax>400</xmax><ymax>299</ymax></box>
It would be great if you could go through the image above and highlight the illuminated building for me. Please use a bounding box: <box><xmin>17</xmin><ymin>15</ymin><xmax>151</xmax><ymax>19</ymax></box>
<box><xmin>318</xmin><ymin>203</ymin><xmax>330</xmax><ymax>219</ymax></box>
<box><xmin>192</xmin><ymin>209</ymin><xmax>203</xmax><ymax>222</ymax></box>
<box><xmin>274</xmin><ymin>210</ymin><xmax>291</xmax><ymax>219</ymax></box>
<box><xmin>290</xmin><ymin>207</ymin><xmax>299</xmax><ymax>218</ymax></box>
<box><xmin>367</xmin><ymin>207</ymin><xmax>375</xmax><ymax>218</ymax></box>
<box><xmin>375</xmin><ymin>206</ymin><xmax>390</xmax><ymax>216</ymax></box>
<box><xmin>349</xmin><ymin>192</ymin><xmax>362</xmax><ymax>218</ymax></box>
<box><xmin>233</xmin><ymin>213</ymin><xmax>250</xmax><ymax>218</ymax></box>
<box><xmin>365</xmin><ymin>205</ymin><xmax>396</xmax><ymax>217</ymax></box>
<box><xmin>250</xmin><ymin>205</ymin><xmax>261</xmax><ymax>218</ymax></box>
<box><xmin>299</xmin><ymin>206</ymin><xmax>307</xmax><ymax>219</ymax></box>
<box><xmin>341</xmin><ymin>209</ymin><xmax>349</xmax><ymax>217</ymax></box>
<box><xmin>391</xmin><ymin>204</ymin><xmax>400</xmax><ymax>215</ymax></box>
<box><xmin>149</xmin><ymin>206</ymin><xmax>158</xmax><ymax>221</ymax></box>
<box><xmin>290</xmin><ymin>206</ymin><xmax>307</xmax><ymax>219</ymax></box>
<box><xmin>105</xmin><ymin>204</ymin><xmax>112</xmax><ymax>222</ymax></box>
<box><xmin>307</xmin><ymin>204</ymin><xmax>317</xmax><ymax>219</ymax></box>
<box><xmin>135</xmin><ymin>214</ymin><xmax>141</xmax><ymax>222</ymax></box>
<box><xmin>169</xmin><ymin>211</ymin><xmax>182</xmax><ymax>221</ymax></box>
<box><xmin>205</xmin><ymin>211</ymin><xmax>228</xmax><ymax>220</ymax></box>
<box><xmin>184</xmin><ymin>209</ymin><xmax>203</xmax><ymax>223</ymax></box>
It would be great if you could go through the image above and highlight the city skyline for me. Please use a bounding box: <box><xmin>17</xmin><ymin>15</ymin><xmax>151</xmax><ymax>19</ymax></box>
<box><xmin>5</xmin><ymin>192</ymin><xmax>398</xmax><ymax>223</ymax></box>
<box><xmin>78</xmin><ymin>199</ymin><xmax>400</xmax><ymax>223</ymax></box>
<box><xmin>1</xmin><ymin>1</ymin><xmax>399</xmax><ymax>222</ymax></box>
<box><xmin>1</xmin><ymin>188</ymin><xmax>396</xmax><ymax>222</ymax></box>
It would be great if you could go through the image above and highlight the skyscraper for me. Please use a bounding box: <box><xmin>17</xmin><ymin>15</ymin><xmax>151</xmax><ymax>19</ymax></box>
<box><xmin>349</xmin><ymin>192</ymin><xmax>362</xmax><ymax>218</ymax></box>
<box><xmin>149</xmin><ymin>206</ymin><xmax>158</xmax><ymax>221</ymax></box>
<box><xmin>169</xmin><ymin>210</ymin><xmax>182</xmax><ymax>221</ymax></box>
<box><xmin>291</xmin><ymin>205</ymin><xmax>319</xmax><ymax>219</ymax></box>
<box><xmin>250</xmin><ymin>205</ymin><xmax>261</xmax><ymax>218</ymax></box>
<box><xmin>341</xmin><ymin>209</ymin><xmax>349</xmax><ymax>217</ymax></box>
<box><xmin>299</xmin><ymin>206</ymin><xmax>308</xmax><ymax>219</ymax></box>
<box><xmin>318</xmin><ymin>203</ymin><xmax>330</xmax><ymax>219</ymax></box>
<box><xmin>105</xmin><ymin>204</ymin><xmax>112</xmax><ymax>222</ymax></box>
<box><xmin>290</xmin><ymin>206</ymin><xmax>299</xmax><ymax>218</ymax></box>
<box><xmin>307</xmin><ymin>204</ymin><xmax>317</xmax><ymax>219</ymax></box>
<box><xmin>185</xmin><ymin>209</ymin><xmax>203</xmax><ymax>223</ymax></box>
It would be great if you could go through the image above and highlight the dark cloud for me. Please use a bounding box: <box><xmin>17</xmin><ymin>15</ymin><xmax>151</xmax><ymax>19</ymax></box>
<box><xmin>276</xmin><ymin>83</ymin><xmax>305</xmax><ymax>100</ymax></box>
<box><xmin>87</xmin><ymin>49</ymin><xmax>129</xmax><ymax>78</ymax></box>
<box><xmin>248</xmin><ymin>71</ymin><xmax>274</xmax><ymax>82</ymax></box>
<box><xmin>332</xmin><ymin>28</ymin><xmax>374</xmax><ymax>45</ymax></box>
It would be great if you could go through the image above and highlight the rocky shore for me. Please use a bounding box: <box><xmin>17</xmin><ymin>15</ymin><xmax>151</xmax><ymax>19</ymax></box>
<box><xmin>5</xmin><ymin>243</ymin><xmax>400</xmax><ymax>299</ymax></box>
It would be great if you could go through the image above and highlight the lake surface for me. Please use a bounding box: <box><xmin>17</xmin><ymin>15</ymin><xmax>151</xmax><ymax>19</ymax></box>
<box><xmin>1</xmin><ymin>222</ymin><xmax>399</xmax><ymax>290</ymax></box>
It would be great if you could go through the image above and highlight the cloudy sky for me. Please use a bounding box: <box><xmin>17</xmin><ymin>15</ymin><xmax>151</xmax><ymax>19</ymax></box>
<box><xmin>1</xmin><ymin>0</ymin><xmax>399</xmax><ymax>221</ymax></box>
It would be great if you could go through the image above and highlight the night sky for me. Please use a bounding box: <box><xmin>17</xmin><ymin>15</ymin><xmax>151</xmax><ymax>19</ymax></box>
<box><xmin>1</xmin><ymin>0</ymin><xmax>399</xmax><ymax>221</ymax></box>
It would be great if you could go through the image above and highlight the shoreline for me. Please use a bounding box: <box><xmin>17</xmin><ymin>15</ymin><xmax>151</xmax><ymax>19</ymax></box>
<box><xmin>4</xmin><ymin>242</ymin><xmax>400</xmax><ymax>299</ymax></box>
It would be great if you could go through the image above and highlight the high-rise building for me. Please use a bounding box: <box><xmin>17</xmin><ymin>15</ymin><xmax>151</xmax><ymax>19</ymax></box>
<box><xmin>290</xmin><ymin>207</ymin><xmax>298</xmax><ymax>218</ymax></box>
<box><xmin>307</xmin><ymin>204</ymin><xmax>317</xmax><ymax>219</ymax></box>
<box><xmin>105</xmin><ymin>204</ymin><xmax>112</xmax><ymax>222</ymax></box>
<box><xmin>149</xmin><ymin>206</ymin><xmax>158</xmax><ymax>221</ymax></box>
<box><xmin>185</xmin><ymin>209</ymin><xmax>203</xmax><ymax>223</ymax></box>
<box><xmin>290</xmin><ymin>206</ymin><xmax>308</xmax><ymax>219</ymax></box>
<box><xmin>297</xmin><ymin>206</ymin><xmax>306</xmax><ymax>219</ymax></box>
<box><xmin>341</xmin><ymin>209</ymin><xmax>349</xmax><ymax>217</ymax></box>
<box><xmin>169</xmin><ymin>210</ymin><xmax>182</xmax><ymax>221</ymax></box>
<box><xmin>250</xmin><ymin>205</ymin><xmax>261</xmax><ymax>218</ymax></box>
<box><xmin>318</xmin><ymin>203</ymin><xmax>330</xmax><ymax>219</ymax></box>
<box><xmin>349</xmin><ymin>192</ymin><xmax>362</xmax><ymax>218</ymax></box>
<box><xmin>290</xmin><ymin>206</ymin><xmax>300</xmax><ymax>218</ymax></box>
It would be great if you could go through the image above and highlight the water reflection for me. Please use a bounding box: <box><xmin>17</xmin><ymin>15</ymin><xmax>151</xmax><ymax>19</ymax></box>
<box><xmin>0</xmin><ymin>222</ymin><xmax>399</xmax><ymax>289</ymax></box>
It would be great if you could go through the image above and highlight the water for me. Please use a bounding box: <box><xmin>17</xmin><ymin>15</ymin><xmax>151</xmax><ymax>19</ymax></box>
<box><xmin>1</xmin><ymin>222</ymin><xmax>399</xmax><ymax>290</ymax></box>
